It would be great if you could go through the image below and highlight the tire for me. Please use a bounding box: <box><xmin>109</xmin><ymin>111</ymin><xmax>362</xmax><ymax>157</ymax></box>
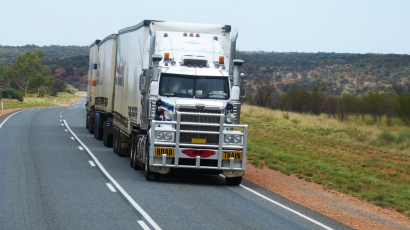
<box><xmin>144</xmin><ymin>137</ymin><xmax>160</xmax><ymax>181</ymax></box>
<box><xmin>88</xmin><ymin>115</ymin><xmax>95</xmax><ymax>134</ymax></box>
<box><xmin>131</xmin><ymin>133</ymin><xmax>143</xmax><ymax>170</ymax></box>
<box><xmin>130</xmin><ymin>133</ymin><xmax>136</xmax><ymax>168</ymax></box>
<box><xmin>103</xmin><ymin>121</ymin><xmax>108</xmax><ymax>147</ymax></box>
<box><xmin>94</xmin><ymin>114</ymin><xmax>103</xmax><ymax>140</ymax></box>
<box><xmin>225</xmin><ymin>176</ymin><xmax>242</xmax><ymax>186</ymax></box>
<box><xmin>86</xmin><ymin>115</ymin><xmax>89</xmax><ymax>129</ymax></box>
<box><xmin>113</xmin><ymin>127</ymin><xmax>118</xmax><ymax>154</ymax></box>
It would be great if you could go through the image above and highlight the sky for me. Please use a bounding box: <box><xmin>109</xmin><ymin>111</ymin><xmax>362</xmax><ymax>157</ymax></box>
<box><xmin>1</xmin><ymin>0</ymin><xmax>410</xmax><ymax>54</ymax></box>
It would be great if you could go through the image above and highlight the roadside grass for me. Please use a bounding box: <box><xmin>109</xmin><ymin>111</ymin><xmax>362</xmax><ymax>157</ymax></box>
<box><xmin>242</xmin><ymin>104</ymin><xmax>410</xmax><ymax>216</ymax></box>
<box><xmin>1</xmin><ymin>92</ymin><xmax>82</xmax><ymax>110</ymax></box>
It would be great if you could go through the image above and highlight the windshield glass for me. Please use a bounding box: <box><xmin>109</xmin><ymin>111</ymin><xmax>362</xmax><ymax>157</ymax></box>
<box><xmin>159</xmin><ymin>74</ymin><xmax>230</xmax><ymax>99</ymax></box>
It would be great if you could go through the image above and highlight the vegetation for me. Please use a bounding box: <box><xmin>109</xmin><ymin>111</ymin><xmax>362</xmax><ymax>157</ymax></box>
<box><xmin>242</xmin><ymin>104</ymin><xmax>410</xmax><ymax>216</ymax></box>
<box><xmin>0</xmin><ymin>92</ymin><xmax>81</xmax><ymax>110</ymax></box>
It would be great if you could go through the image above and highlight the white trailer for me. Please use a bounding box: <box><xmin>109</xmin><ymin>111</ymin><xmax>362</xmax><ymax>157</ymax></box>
<box><xmin>88</xmin><ymin>20</ymin><xmax>247</xmax><ymax>185</ymax></box>
<box><xmin>92</xmin><ymin>34</ymin><xmax>118</xmax><ymax>146</ymax></box>
<box><xmin>86</xmin><ymin>39</ymin><xmax>100</xmax><ymax>132</ymax></box>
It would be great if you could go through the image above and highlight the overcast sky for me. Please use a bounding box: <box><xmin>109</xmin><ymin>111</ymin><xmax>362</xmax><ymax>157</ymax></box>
<box><xmin>1</xmin><ymin>0</ymin><xmax>409</xmax><ymax>54</ymax></box>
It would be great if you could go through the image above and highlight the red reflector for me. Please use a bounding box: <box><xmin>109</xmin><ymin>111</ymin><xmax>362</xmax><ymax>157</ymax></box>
<box><xmin>189</xmin><ymin>33</ymin><xmax>194</xmax><ymax>37</ymax></box>
<box><xmin>182</xmin><ymin>149</ymin><xmax>214</xmax><ymax>158</ymax></box>
<box><xmin>213</xmin><ymin>36</ymin><xmax>218</xmax><ymax>41</ymax></box>
<box><xmin>93</xmin><ymin>80</ymin><xmax>96</xmax><ymax>86</ymax></box>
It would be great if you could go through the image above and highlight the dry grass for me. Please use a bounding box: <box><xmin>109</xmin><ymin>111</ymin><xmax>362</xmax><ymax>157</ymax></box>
<box><xmin>241</xmin><ymin>104</ymin><xmax>410</xmax><ymax>216</ymax></box>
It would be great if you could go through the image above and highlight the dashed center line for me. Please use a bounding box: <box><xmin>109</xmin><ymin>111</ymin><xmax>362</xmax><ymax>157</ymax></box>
<box><xmin>89</xmin><ymin>161</ymin><xmax>96</xmax><ymax>167</ymax></box>
<box><xmin>78</xmin><ymin>146</ymin><xmax>84</xmax><ymax>151</ymax></box>
<box><xmin>70</xmin><ymin>137</ymin><xmax>75</xmax><ymax>140</ymax></box>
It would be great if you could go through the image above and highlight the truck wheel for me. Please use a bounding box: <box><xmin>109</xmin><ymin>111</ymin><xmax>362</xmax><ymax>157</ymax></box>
<box><xmin>113</xmin><ymin>128</ymin><xmax>118</xmax><ymax>154</ymax></box>
<box><xmin>89</xmin><ymin>115</ymin><xmax>95</xmax><ymax>134</ymax></box>
<box><xmin>103</xmin><ymin>120</ymin><xmax>113</xmax><ymax>147</ymax></box>
<box><xmin>86</xmin><ymin>115</ymin><xmax>89</xmax><ymax>129</ymax></box>
<box><xmin>225</xmin><ymin>176</ymin><xmax>242</xmax><ymax>186</ymax></box>
<box><xmin>94</xmin><ymin>114</ymin><xmax>103</xmax><ymax>140</ymax></box>
<box><xmin>130</xmin><ymin>133</ymin><xmax>136</xmax><ymax>168</ymax></box>
<box><xmin>144</xmin><ymin>138</ymin><xmax>160</xmax><ymax>181</ymax></box>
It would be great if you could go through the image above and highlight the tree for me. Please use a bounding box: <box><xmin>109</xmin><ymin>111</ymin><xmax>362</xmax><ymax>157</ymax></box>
<box><xmin>5</xmin><ymin>49</ymin><xmax>50</xmax><ymax>97</ymax></box>
<box><xmin>0</xmin><ymin>62</ymin><xmax>8</xmax><ymax>86</ymax></box>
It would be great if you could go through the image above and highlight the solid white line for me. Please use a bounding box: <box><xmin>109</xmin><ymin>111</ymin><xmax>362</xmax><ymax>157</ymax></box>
<box><xmin>78</xmin><ymin>146</ymin><xmax>84</xmax><ymax>151</ymax></box>
<box><xmin>0</xmin><ymin>110</ymin><xmax>24</xmax><ymax>130</ymax></box>
<box><xmin>64</xmin><ymin>120</ymin><xmax>162</xmax><ymax>230</ymax></box>
<box><xmin>106</xmin><ymin>183</ymin><xmax>116</xmax><ymax>192</ymax></box>
<box><xmin>138</xmin><ymin>221</ymin><xmax>151</xmax><ymax>230</ymax></box>
<box><xmin>239</xmin><ymin>184</ymin><xmax>334</xmax><ymax>230</ymax></box>
<box><xmin>89</xmin><ymin>161</ymin><xmax>96</xmax><ymax>167</ymax></box>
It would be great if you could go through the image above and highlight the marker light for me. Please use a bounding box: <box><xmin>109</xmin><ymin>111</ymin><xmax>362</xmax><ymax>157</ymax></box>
<box><xmin>165</xmin><ymin>63</ymin><xmax>168</xmax><ymax>66</ymax></box>
<box><xmin>219</xmin><ymin>56</ymin><xmax>224</xmax><ymax>64</ymax></box>
<box><xmin>164</xmin><ymin>33</ymin><xmax>168</xmax><ymax>37</ymax></box>
<box><xmin>164</xmin><ymin>53</ymin><xmax>170</xmax><ymax>60</ymax></box>
<box><xmin>196</xmin><ymin>33</ymin><xmax>200</xmax><ymax>37</ymax></box>
<box><xmin>183</xmin><ymin>33</ymin><xmax>187</xmax><ymax>36</ymax></box>
<box><xmin>213</xmin><ymin>36</ymin><xmax>218</xmax><ymax>41</ymax></box>
<box><xmin>189</xmin><ymin>33</ymin><xmax>194</xmax><ymax>37</ymax></box>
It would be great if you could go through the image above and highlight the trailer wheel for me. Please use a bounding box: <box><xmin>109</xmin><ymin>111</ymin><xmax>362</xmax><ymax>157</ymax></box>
<box><xmin>88</xmin><ymin>115</ymin><xmax>95</xmax><ymax>134</ymax></box>
<box><xmin>130</xmin><ymin>133</ymin><xmax>136</xmax><ymax>168</ymax></box>
<box><xmin>113</xmin><ymin>127</ymin><xmax>118</xmax><ymax>154</ymax></box>
<box><xmin>225</xmin><ymin>176</ymin><xmax>242</xmax><ymax>186</ymax></box>
<box><xmin>144</xmin><ymin>138</ymin><xmax>160</xmax><ymax>181</ymax></box>
<box><xmin>86</xmin><ymin>114</ymin><xmax>89</xmax><ymax>129</ymax></box>
<box><xmin>103</xmin><ymin>120</ymin><xmax>113</xmax><ymax>147</ymax></box>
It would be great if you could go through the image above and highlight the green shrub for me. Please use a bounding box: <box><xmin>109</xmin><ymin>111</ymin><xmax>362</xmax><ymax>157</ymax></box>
<box><xmin>395</xmin><ymin>132</ymin><xmax>410</xmax><ymax>144</ymax></box>
<box><xmin>378</xmin><ymin>130</ymin><xmax>395</xmax><ymax>143</ymax></box>
<box><xmin>4</xmin><ymin>88</ymin><xmax>23</xmax><ymax>102</ymax></box>
<box><xmin>66</xmin><ymin>86</ymin><xmax>77</xmax><ymax>94</ymax></box>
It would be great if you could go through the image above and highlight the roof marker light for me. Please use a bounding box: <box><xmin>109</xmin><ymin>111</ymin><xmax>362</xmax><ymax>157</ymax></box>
<box><xmin>219</xmin><ymin>56</ymin><xmax>225</xmax><ymax>64</ymax></box>
<box><xmin>222</xmin><ymin>66</ymin><xmax>226</xmax><ymax>70</ymax></box>
<box><xmin>164</xmin><ymin>33</ymin><xmax>168</xmax><ymax>37</ymax></box>
<box><xmin>164</xmin><ymin>53</ymin><xmax>170</xmax><ymax>60</ymax></box>
<box><xmin>188</xmin><ymin>64</ymin><xmax>192</xmax><ymax>67</ymax></box>
<box><xmin>189</xmin><ymin>33</ymin><xmax>194</xmax><ymax>37</ymax></box>
<box><xmin>214</xmin><ymin>36</ymin><xmax>218</xmax><ymax>41</ymax></box>
<box><xmin>196</xmin><ymin>33</ymin><xmax>200</xmax><ymax>37</ymax></box>
<box><xmin>183</xmin><ymin>33</ymin><xmax>187</xmax><ymax>36</ymax></box>
<box><xmin>165</xmin><ymin>63</ymin><xmax>168</xmax><ymax>66</ymax></box>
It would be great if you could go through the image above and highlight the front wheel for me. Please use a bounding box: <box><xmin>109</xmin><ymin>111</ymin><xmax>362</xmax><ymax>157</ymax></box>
<box><xmin>225</xmin><ymin>176</ymin><xmax>242</xmax><ymax>186</ymax></box>
<box><xmin>144</xmin><ymin>139</ymin><xmax>160</xmax><ymax>181</ymax></box>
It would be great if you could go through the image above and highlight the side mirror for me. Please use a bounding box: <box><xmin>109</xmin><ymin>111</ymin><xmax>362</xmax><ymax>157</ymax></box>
<box><xmin>139</xmin><ymin>69</ymin><xmax>149</xmax><ymax>94</ymax></box>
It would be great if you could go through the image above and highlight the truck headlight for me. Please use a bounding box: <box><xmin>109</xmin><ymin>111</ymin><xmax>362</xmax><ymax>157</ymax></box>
<box><xmin>226</xmin><ymin>113</ymin><xmax>235</xmax><ymax>123</ymax></box>
<box><xmin>224</xmin><ymin>135</ymin><xmax>232</xmax><ymax>143</ymax></box>
<box><xmin>224</xmin><ymin>134</ymin><xmax>242</xmax><ymax>144</ymax></box>
<box><xmin>155</xmin><ymin>131</ymin><xmax>173</xmax><ymax>141</ymax></box>
<box><xmin>164</xmin><ymin>110</ymin><xmax>173</xmax><ymax>120</ymax></box>
<box><xmin>233</xmin><ymin>135</ymin><xmax>241</xmax><ymax>143</ymax></box>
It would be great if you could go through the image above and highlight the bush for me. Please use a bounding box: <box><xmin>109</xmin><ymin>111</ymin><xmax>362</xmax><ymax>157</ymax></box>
<box><xmin>4</xmin><ymin>88</ymin><xmax>23</xmax><ymax>102</ymax></box>
<box><xmin>66</xmin><ymin>86</ymin><xmax>77</xmax><ymax>94</ymax></box>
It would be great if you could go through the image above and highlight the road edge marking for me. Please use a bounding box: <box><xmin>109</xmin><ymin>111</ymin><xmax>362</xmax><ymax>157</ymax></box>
<box><xmin>239</xmin><ymin>184</ymin><xmax>334</xmax><ymax>230</ymax></box>
<box><xmin>63</xmin><ymin>120</ymin><xmax>161</xmax><ymax>230</ymax></box>
<box><xmin>0</xmin><ymin>110</ymin><xmax>24</xmax><ymax>130</ymax></box>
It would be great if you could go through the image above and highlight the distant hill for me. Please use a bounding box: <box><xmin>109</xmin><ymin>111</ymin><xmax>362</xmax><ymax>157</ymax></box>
<box><xmin>0</xmin><ymin>44</ymin><xmax>89</xmax><ymax>91</ymax></box>
<box><xmin>238</xmin><ymin>51</ymin><xmax>410</xmax><ymax>95</ymax></box>
<box><xmin>1</xmin><ymin>45</ymin><xmax>410</xmax><ymax>93</ymax></box>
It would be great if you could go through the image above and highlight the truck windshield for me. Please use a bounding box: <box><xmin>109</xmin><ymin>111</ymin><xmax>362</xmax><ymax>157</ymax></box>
<box><xmin>159</xmin><ymin>74</ymin><xmax>230</xmax><ymax>99</ymax></box>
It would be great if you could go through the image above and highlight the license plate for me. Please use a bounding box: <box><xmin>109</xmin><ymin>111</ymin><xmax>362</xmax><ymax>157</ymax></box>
<box><xmin>192</xmin><ymin>138</ymin><xmax>206</xmax><ymax>144</ymax></box>
<box><xmin>223</xmin><ymin>151</ymin><xmax>242</xmax><ymax>160</ymax></box>
<box><xmin>155</xmin><ymin>148</ymin><xmax>174</xmax><ymax>157</ymax></box>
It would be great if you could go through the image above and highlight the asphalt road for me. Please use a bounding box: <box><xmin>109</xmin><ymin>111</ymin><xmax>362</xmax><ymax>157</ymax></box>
<box><xmin>0</xmin><ymin>98</ymin><xmax>353</xmax><ymax>230</ymax></box>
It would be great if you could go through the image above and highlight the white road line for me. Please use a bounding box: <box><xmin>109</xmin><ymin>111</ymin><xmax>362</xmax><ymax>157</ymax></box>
<box><xmin>64</xmin><ymin>120</ymin><xmax>162</xmax><ymax>230</ymax></box>
<box><xmin>60</xmin><ymin>119</ymin><xmax>62</xmax><ymax>121</ymax></box>
<box><xmin>70</xmin><ymin>137</ymin><xmax>75</xmax><ymax>140</ymax></box>
<box><xmin>138</xmin><ymin>221</ymin><xmax>151</xmax><ymax>230</ymax></box>
<box><xmin>106</xmin><ymin>183</ymin><xmax>116</xmax><ymax>192</ymax></box>
<box><xmin>78</xmin><ymin>146</ymin><xmax>84</xmax><ymax>151</ymax></box>
<box><xmin>64</xmin><ymin>129</ymin><xmax>68</xmax><ymax>132</ymax></box>
<box><xmin>0</xmin><ymin>110</ymin><xmax>24</xmax><ymax>130</ymax></box>
<box><xmin>239</xmin><ymin>184</ymin><xmax>334</xmax><ymax>230</ymax></box>
<box><xmin>89</xmin><ymin>161</ymin><xmax>96</xmax><ymax>167</ymax></box>
<box><xmin>61</xmin><ymin>124</ymin><xmax>64</xmax><ymax>126</ymax></box>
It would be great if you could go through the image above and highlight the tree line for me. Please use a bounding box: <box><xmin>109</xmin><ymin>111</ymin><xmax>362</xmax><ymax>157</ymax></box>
<box><xmin>245</xmin><ymin>79</ymin><xmax>410</xmax><ymax>127</ymax></box>
<box><xmin>0</xmin><ymin>49</ymin><xmax>74</xmax><ymax>101</ymax></box>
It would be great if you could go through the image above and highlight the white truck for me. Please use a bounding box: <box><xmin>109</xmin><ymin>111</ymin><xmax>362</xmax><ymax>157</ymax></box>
<box><xmin>86</xmin><ymin>20</ymin><xmax>247</xmax><ymax>185</ymax></box>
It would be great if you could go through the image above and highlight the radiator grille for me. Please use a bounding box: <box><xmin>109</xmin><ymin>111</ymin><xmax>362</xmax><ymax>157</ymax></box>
<box><xmin>179</xmin><ymin>111</ymin><xmax>222</xmax><ymax>145</ymax></box>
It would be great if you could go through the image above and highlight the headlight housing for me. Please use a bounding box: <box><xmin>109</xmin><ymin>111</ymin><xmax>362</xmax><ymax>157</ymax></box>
<box><xmin>226</xmin><ymin>113</ymin><xmax>235</xmax><ymax>124</ymax></box>
<box><xmin>224</xmin><ymin>134</ymin><xmax>242</xmax><ymax>144</ymax></box>
<box><xmin>164</xmin><ymin>110</ymin><xmax>173</xmax><ymax>120</ymax></box>
<box><xmin>155</xmin><ymin>131</ymin><xmax>174</xmax><ymax>142</ymax></box>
